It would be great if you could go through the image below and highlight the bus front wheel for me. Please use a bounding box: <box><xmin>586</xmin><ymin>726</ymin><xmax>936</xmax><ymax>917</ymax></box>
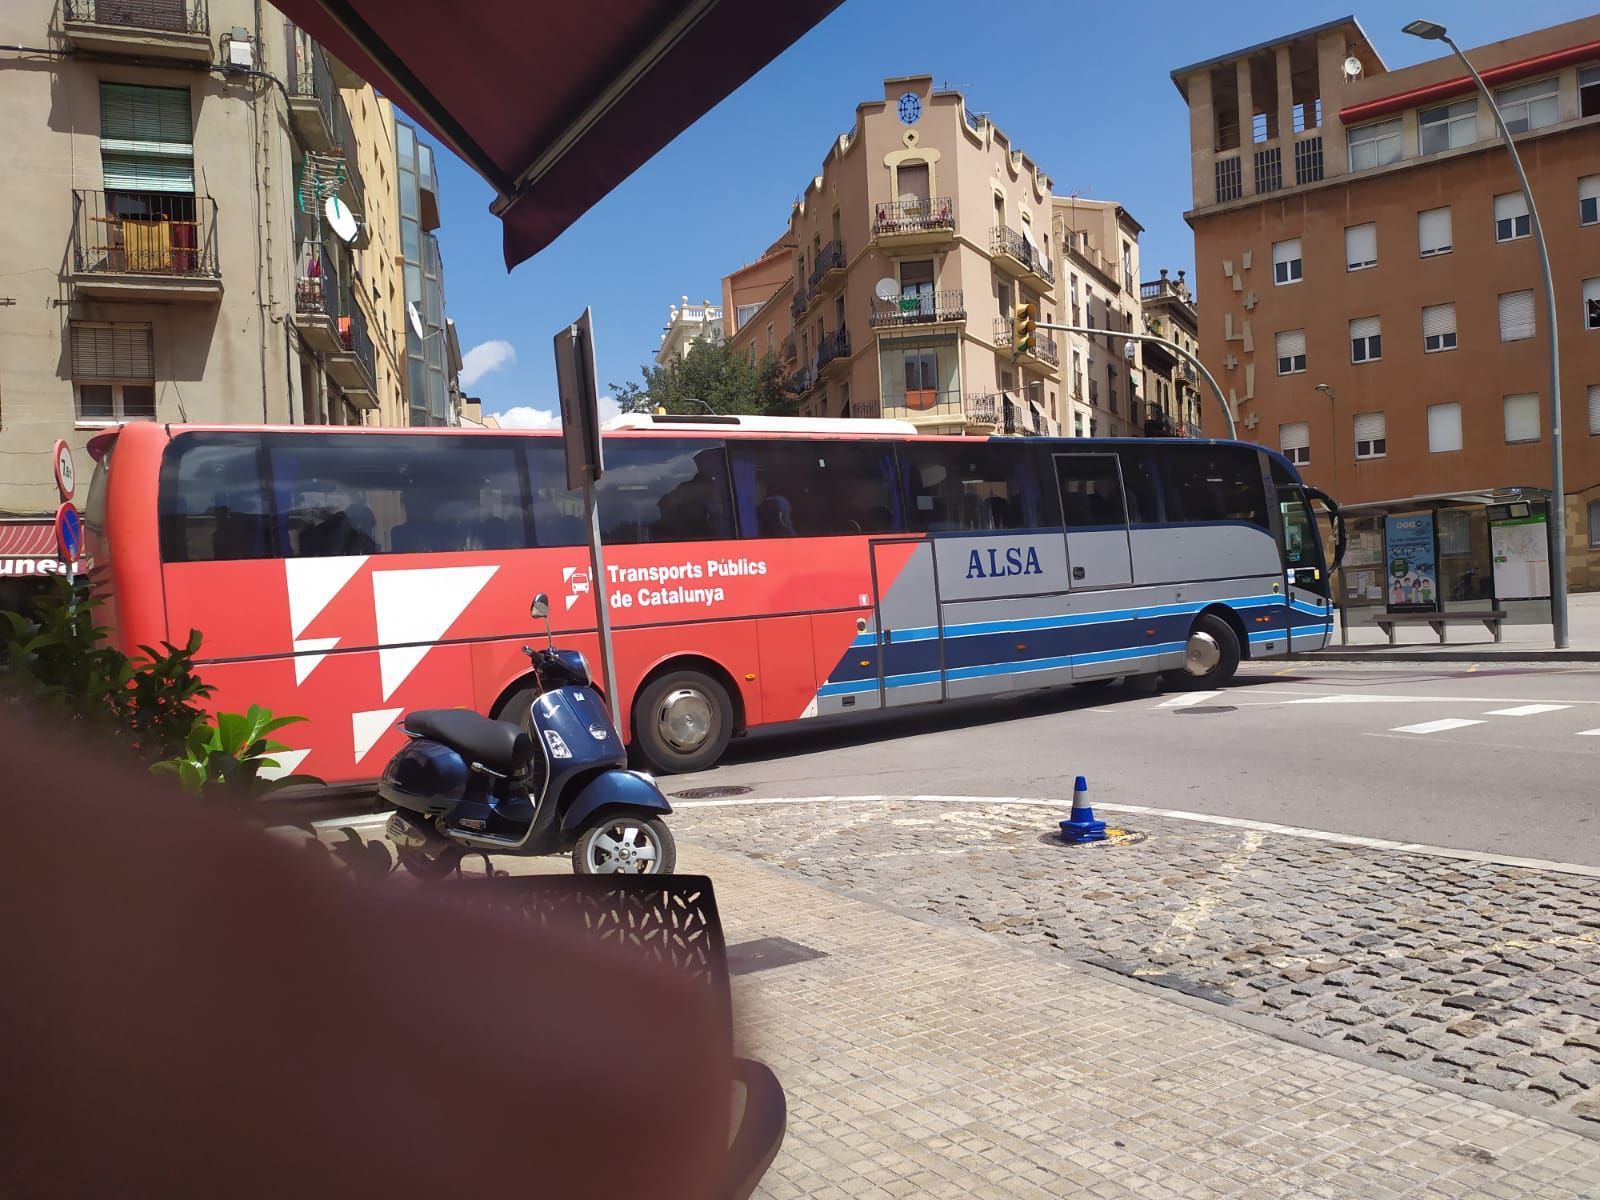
<box><xmin>1162</xmin><ymin>614</ymin><xmax>1240</xmax><ymax>690</ymax></box>
<box><xmin>632</xmin><ymin>669</ymin><xmax>732</xmax><ymax>775</ymax></box>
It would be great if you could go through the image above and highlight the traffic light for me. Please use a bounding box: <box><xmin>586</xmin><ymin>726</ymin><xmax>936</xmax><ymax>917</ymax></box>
<box><xmin>1012</xmin><ymin>303</ymin><xmax>1036</xmax><ymax>362</ymax></box>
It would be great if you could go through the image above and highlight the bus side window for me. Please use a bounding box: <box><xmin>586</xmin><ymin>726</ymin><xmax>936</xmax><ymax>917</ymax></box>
<box><xmin>1054</xmin><ymin>454</ymin><xmax>1127</xmax><ymax>529</ymax></box>
<box><xmin>159</xmin><ymin>435</ymin><xmax>272</xmax><ymax>562</ymax></box>
<box><xmin>1115</xmin><ymin>448</ymin><xmax>1163</xmax><ymax>526</ymax></box>
<box><xmin>730</xmin><ymin>441</ymin><xmax>903</xmax><ymax>538</ymax></box>
<box><xmin>595</xmin><ymin>438</ymin><xmax>734</xmax><ymax>545</ymax></box>
<box><xmin>525</xmin><ymin>441</ymin><xmax>585</xmax><ymax>547</ymax></box>
<box><xmin>1151</xmin><ymin>445</ymin><xmax>1268</xmax><ymax>529</ymax></box>
<box><xmin>900</xmin><ymin>442</ymin><xmax>1042</xmax><ymax>532</ymax></box>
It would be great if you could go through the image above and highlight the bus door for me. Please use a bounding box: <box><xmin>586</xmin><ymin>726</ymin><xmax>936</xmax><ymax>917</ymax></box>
<box><xmin>870</xmin><ymin>538</ymin><xmax>943</xmax><ymax>708</ymax></box>
<box><xmin>1053</xmin><ymin>453</ymin><xmax>1133</xmax><ymax>589</ymax></box>
<box><xmin>1271</xmin><ymin>459</ymin><xmax>1340</xmax><ymax>651</ymax></box>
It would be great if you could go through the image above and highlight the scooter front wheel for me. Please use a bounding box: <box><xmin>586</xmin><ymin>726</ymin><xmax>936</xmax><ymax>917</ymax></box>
<box><xmin>572</xmin><ymin>815</ymin><xmax>677</xmax><ymax>876</ymax></box>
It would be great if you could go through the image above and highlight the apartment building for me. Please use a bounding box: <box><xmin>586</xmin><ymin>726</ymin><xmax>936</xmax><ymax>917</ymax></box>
<box><xmin>1053</xmin><ymin>197</ymin><xmax>1147</xmax><ymax>438</ymax></box>
<box><xmin>1139</xmin><ymin>268</ymin><xmax>1204</xmax><ymax>438</ymax></box>
<box><xmin>655</xmin><ymin>296</ymin><xmax>724</xmax><ymax>366</ymax></box>
<box><xmin>724</xmin><ymin>76</ymin><xmax>1065</xmax><ymax>437</ymax></box>
<box><xmin>0</xmin><ymin>0</ymin><xmax>457</xmax><ymax>584</ymax></box>
<box><xmin>1172</xmin><ymin>14</ymin><xmax>1600</xmax><ymax>594</ymax></box>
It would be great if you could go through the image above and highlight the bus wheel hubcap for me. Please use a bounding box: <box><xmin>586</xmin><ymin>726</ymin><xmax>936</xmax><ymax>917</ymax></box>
<box><xmin>1183</xmin><ymin>631</ymin><xmax>1221</xmax><ymax>677</ymax></box>
<box><xmin>659</xmin><ymin>688</ymin><xmax>712</xmax><ymax>752</ymax></box>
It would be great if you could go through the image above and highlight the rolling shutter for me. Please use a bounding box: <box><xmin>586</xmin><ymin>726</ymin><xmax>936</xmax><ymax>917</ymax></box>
<box><xmin>1279</xmin><ymin>421</ymin><xmax>1309</xmax><ymax>453</ymax></box>
<box><xmin>1345</xmin><ymin>223</ymin><xmax>1377</xmax><ymax>269</ymax></box>
<box><xmin>1353</xmin><ymin>411</ymin><xmax>1385</xmax><ymax>443</ymax></box>
<box><xmin>101</xmin><ymin>83</ymin><xmax>194</xmax><ymax>193</ymax></box>
<box><xmin>1350</xmin><ymin>316</ymin><xmax>1380</xmax><ymax>340</ymax></box>
<box><xmin>1499</xmin><ymin>291</ymin><xmax>1535</xmax><ymax>341</ymax></box>
<box><xmin>71</xmin><ymin>321</ymin><xmax>155</xmax><ymax>380</ymax></box>
<box><xmin>1418</xmin><ymin>207</ymin><xmax>1451</xmax><ymax>254</ymax></box>
<box><xmin>1275</xmin><ymin>329</ymin><xmax>1306</xmax><ymax>357</ymax></box>
<box><xmin>1427</xmin><ymin>403</ymin><xmax>1462</xmax><ymax>453</ymax></box>
<box><xmin>1503</xmin><ymin>393</ymin><xmax>1540</xmax><ymax>443</ymax></box>
<box><xmin>1422</xmin><ymin>303</ymin><xmax>1456</xmax><ymax>340</ymax></box>
<box><xmin>1494</xmin><ymin>192</ymin><xmax>1527</xmax><ymax>222</ymax></box>
<box><xmin>1589</xmin><ymin>384</ymin><xmax>1600</xmax><ymax>436</ymax></box>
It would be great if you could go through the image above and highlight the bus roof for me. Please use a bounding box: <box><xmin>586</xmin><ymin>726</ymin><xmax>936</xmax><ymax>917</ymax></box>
<box><xmin>603</xmin><ymin>412</ymin><xmax>919</xmax><ymax>436</ymax></box>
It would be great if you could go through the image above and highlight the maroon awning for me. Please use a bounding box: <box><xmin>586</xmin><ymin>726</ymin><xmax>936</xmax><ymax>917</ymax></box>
<box><xmin>276</xmin><ymin>0</ymin><xmax>843</xmax><ymax>269</ymax></box>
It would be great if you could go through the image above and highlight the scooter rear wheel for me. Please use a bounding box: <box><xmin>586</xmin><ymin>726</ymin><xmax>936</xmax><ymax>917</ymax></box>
<box><xmin>572</xmin><ymin>815</ymin><xmax>677</xmax><ymax>875</ymax></box>
<box><xmin>397</xmin><ymin>840</ymin><xmax>466</xmax><ymax>881</ymax></box>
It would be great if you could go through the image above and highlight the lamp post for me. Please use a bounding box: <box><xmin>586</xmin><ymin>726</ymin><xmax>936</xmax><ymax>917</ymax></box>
<box><xmin>1036</xmin><ymin>322</ymin><xmax>1235</xmax><ymax>438</ymax></box>
<box><xmin>1403</xmin><ymin>19</ymin><xmax>1568</xmax><ymax>649</ymax></box>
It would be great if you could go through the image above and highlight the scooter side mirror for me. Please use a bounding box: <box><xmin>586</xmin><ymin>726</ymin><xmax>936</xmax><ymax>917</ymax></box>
<box><xmin>531</xmin><ymin>594</ymin><xmax>549</xmax><ymax>620</ymax></box>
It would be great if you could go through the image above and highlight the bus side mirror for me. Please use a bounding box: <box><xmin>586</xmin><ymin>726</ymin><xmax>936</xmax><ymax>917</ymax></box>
<box><xmin>531</xmin><ymin>593</ymin><xmax>549</xmax><ymax>620</ymax></box>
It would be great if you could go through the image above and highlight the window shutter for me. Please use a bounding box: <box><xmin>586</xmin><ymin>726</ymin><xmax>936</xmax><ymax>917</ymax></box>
<box><xmin>1418</xmin><ymin>207</ymin><xmax>1451</xmax><ymax>254</ymax></box>
<box><xmin>1499</xmin><ymin>291</ymin><xmax>1535</xmax><ymax>340</ymax></box>
<box><xmin>1581</xmin><ymin>176</ymin><xmax>1600</xmax><ymax>202</ymax></box>
<box><xmin>1422</xmin><ymin>303</ymin><xmax>1456</xmax><ymax>337</ymax></box>
<box><xmin>1588</xmin><ymin>384</ymin><xmax>1600</xmax><ymax>436</ymax></box>
<box><xmin>100</xmin><ymin>83</ymin><xmax>194</xmax><ymax>194</ymax></box>
<box><xmin>1275</xmin><ymin>329</ymin><xmax>1306</xmax><ymax>357</ymax></box>
<box><xmin>1494</xmin><ymin>192</ymin><xmax>1527</xmax><ymax>221</ymax></box>
<box><xmin>1353</xmin><ymin>412</ymin><xmax>1385</xmax><ymax>442</ymax></box>
<box><xmin>1350</xmin><ymin>316</ymin><xmax>1380</xmax><ymax>340</ymax></box>
<box><xmin>1345</xmin><ymin>223</ymin><xmax>1377</xmax><ymax>268</ymax></box>
<box><xmin>1272</xmin><ymin>238</ymin><xmax>1301</xmax><ymax>268</ymax></box>
<box><xmin>71</xmin><ymin>322</ymin><xmax>154</xmax><ymax>380</ymax></box>
<box><xmin>1503</xmin><ymin>393</ymin><xmax>1540</xmax><ymax>443</ymax></box>
<box><xmin>1584</xmin><ymin>277</ymin><xmax>1600</xmax><ymax>306</ymax></box>
<box><xmin>1428</xmin><ymin>403</ymin><xmax>1462</xmax><ymax>453</ymax></box>
<box><xmin>1279</xmin><ymin>421</ymin><xmax>1309</xmax><ymax>452</ymax></box>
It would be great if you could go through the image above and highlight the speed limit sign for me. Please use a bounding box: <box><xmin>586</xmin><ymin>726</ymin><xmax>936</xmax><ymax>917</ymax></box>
<box><xmin>53</xmin><ymin>439</ymin><xmax>76</xmax><ymax>502</ymax></box>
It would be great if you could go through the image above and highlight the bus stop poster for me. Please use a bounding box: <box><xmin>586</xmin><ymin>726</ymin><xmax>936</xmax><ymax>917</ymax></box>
<box><xmin>1489</xmin><ymin>506</ymin><xmax>1550</xmax><ymax>601</ymax></box>
<box><xmin>1384</xmin><ymin>514</ymin><xmax>1439</xmax><ymax>613</ymax></box>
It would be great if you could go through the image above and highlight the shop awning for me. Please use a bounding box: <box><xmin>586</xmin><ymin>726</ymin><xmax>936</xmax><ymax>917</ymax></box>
<box><xmin>276</xmin><ymin>0</ymin><xmax>844</xmax><ymax>269</ymax></box>
<box><xmin>0</xmin><ymin>521</ymin><xmax>69</xmax><ymax>577</ymax></box>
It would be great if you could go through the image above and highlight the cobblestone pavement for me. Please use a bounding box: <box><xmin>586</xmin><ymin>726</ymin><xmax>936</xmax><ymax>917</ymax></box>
<box><xmin>685</xmin><ymin>842</ymin><xmax>1600</xmax><ymax>1199</ymax></box>
<box><xmin>670</xmin><ymin>798</ymin><xmax>1600</xmax><ymax>1123</ymax></box>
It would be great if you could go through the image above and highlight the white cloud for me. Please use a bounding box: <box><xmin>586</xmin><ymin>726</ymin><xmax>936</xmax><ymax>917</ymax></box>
<box><xmin>492</xmin><ymin>405</ymin><xmax>559</xmax><ymax>429</ymax></box>
<box><xmin>460</xmin><ymin>339</ymin><xmax>517</xmax><ymax>388</ymax></box>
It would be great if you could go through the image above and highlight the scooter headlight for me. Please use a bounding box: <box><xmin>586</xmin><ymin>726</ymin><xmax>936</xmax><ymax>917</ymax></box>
<box><xmin>543</xmin><ymin>729</ymin><xmax>573</xmax><ymax>759</ymax></box>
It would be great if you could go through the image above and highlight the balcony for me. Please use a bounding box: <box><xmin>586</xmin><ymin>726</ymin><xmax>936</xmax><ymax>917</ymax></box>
<box><xmin>292</xmin><ymin>242</ymin><xmax>343</xmax><ymax>352</ymax></box>
<box><xmin>286</xmin><ymin>32</ymin><xmax>343</xmax><ymax>155</ymax></box>
<box><xmin>780</xmin><ymin>333</ymin><xmax>796</xmax><ymax>363</ymax></box>
<box><xmin>816</xmin><ymin>327</ymin><xmax>850</xmax><ymax>376</ymax></box>
<box><xmin>327</xmin><ymin>301</ymin><xmax>377</xmax><ymax>407</ymax></box>
<box><xmin>807</xmin><ymin>240</ymin><xmax>846</xmax><ymax>292</ymax></box>
<box><xmin>60</xmin><ymin>0</ymin><xmax>211</xmax><ymax>62</ymax></box>
<box><xmin>787</xmin><ymin>366</ymin><xmax>815</xmax><ymax>396</ymax></box>
<box><xmin>989</xmin><ymin>224</ymin><xmax>1054</xmax><ymax>285</ymax></box>
<box><xmin>70</xmin><ymin>189</ymin><xmax>221</xmax><ymax>302</ymax></box>
<box><xmin>872</xmin><ymin>196</ymin><xmax>955</xmax><ymax>246</ymax></box>
<box><xmin>790</xmin><ymin>287</ymin><xmax>809</xmax><ymax>320</ymax></box>
<box><xmin>964</xmin><ymin>391</ymin><xmax>1003</xmax><ymax>428</ymax></box>
<box><xmin>992</xmin><ymin>317</ymin><xmax>1059</xmax><ymax>368</ymax></box>
<box><xmin>869</xmin><ymin>289</ymin><xmax>965</xmax><ymax>330</ymax></box>
<box><xmin>1143</xmin><ymin>402</ymin><xmax>1177</xmax><ymax>439</ymax></box>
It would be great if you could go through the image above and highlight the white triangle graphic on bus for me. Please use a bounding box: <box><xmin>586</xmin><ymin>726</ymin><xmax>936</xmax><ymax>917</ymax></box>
<box><xmin>286</xmin><ymin>556</ymin><xmax>368</xmax><ymax>639</ymax></box>
<box><xmin>352</xmin><ymin>708</ymin><xmax>403</xmax><ymax>764</ymax></box>
<box><xmin>292</xmin><ymin>637</ymin><xmax>341</xmax><ymax>684</ymax></box>
<box><xmin>258</xmin><ymin>747</ymin><xmax>311</xmax><ymax>780</ymax></box>
<box><xmin>372</xmin><ymin>565</ymin><xmax>500</xmax><ymax>700</ymax></box>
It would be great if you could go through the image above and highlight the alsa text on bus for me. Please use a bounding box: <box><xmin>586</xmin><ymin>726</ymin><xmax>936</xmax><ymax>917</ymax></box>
<box><xmin>966</xmin><ymin>546</ymin><xmax>1043</xmax><ymax>580</ymax></box>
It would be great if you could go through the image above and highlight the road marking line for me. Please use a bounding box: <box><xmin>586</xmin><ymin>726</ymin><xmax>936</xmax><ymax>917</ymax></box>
<box><xmin>1578</xmin><ymin>729</ymin><xmax>1600</xmax><ymax>737</ymax></box>
<box><xmin>1252</xmin><ymin>686</ymin><xmax>1600</xmax><ymax>706</ymax></box>
<box><xmin>1389</xmin><ymin>718</ymin><xmax>1487</xmax><ymax>734</ymax></box>
<box><xmin>668</xmin><ymin>794</ymin><xmax>1600</xmax><ymax>877</ymax></box>
<box><xmin>1158</xmin><ymin>691</ymin><xmax>1222</xmax><ymax>708</ymax></box>
<box><xmin>1485</xmin><ymin>704</ymin><xmax>1572</xmax><ymax>717</ymax></box>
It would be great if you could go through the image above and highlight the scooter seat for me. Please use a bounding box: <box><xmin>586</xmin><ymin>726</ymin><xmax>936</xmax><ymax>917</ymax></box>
<box><xmin>404</xmin><ymin>709</ymin><xmax>534</xmax><ymax>774</ymax></box>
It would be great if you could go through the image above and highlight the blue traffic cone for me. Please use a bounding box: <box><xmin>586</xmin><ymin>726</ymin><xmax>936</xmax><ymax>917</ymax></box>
<box><xmin>1059</xmin><ymin>775</ymin><xmax>1107</xmax><ymax>844</ymax></box>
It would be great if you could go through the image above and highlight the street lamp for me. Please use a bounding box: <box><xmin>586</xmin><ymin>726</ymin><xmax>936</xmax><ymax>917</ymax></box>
<box><xmin>1404</xmin><ymin>18</ymin><xmax>1568</xmax><ymax>649</ymax></box>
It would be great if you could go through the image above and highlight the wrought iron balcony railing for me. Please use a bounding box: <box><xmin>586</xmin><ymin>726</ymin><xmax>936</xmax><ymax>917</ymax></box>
<box><xmin>807</xmin><ymin>240</ymin><xmax>845</xmax><ymax>289</ymax></box>
<box><xmin>869</xmin><ymin>289</ymin><xmax>965</xmax><ymax>328</ymax></box>
<box><xmin>340</xmin><ymin>300</ymin><xmax>376</xmax><ymax>384</ymax></box>
<box><xmin>295</xmin><ymin>242</ymin><xmax>338</xmax><ymax>319</ymax></box>
<box><xmin>872</xmin><ymin>196</ymin><xmax>955</xmax><ymax>238</ymax></box>
<box><xmin>72</xmin><ymin>189</ymin><xmax>219</xmax><ymax>278</ymax></box>
<box><xmin>990</xmin><ymin>224</ymin><xmax>1054</xmax><ymax>284</ymax></box>
<box><xmin>790</xmin><ymin>287</ymin><xmax>808</xmax><ymax>319</ymax></box>
<box><xmin>816</xmin><ymin>327</ymin><xmax>850</xmax><ymax>370</ymax></box>
<box><xmin>964</xmin><ymin>392</ymin><xmax>1002</xmax><ymax>426</ymax></box>
<box><xmin>992</xmin><ymin>316</ymin><xmax>1059</xmax><ymax>367</ymax></box>
<box><xmin>64</xmin><ymin>0</ymin><xmax>207</xmax><ymax>32</ymax></box>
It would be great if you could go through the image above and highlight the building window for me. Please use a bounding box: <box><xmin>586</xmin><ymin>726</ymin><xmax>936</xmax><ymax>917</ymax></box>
<box><xmin>734</xmin><ymin>303</ymin><xmax>761</xmax><ymax>330</ymax></box>
<box><xmin>1499</xmin><ymin>290</ymin><xmax>1536</xmax><ymax>342</ymax></box>
<box><xmin>71</xmin><ymin>321</ymin><xmax>156</xmax><ymax>423</ymax></box>
<box><xmin>1418</xmin><ymin>99</ymin><xmax>1477</xmax><ymax>153</ymax></box>
<box><xmin>1347</xmin><ymin>118</ymin><xmax>1403</xmax><ymax>170</ymax></box>
<box><xmin>1349</xmin><ymin>316</ymin><xmax>1381</xmax><ymax>364</ymax></box>
<box><xmin>1583</xmin><ymin>65</ymin><xmax>1600</xmax><ymax>119</ymax></box>
<box><xmin>1279</xmin><ymin>421</ymin><xmax>1309</xmax><ymax>465</ymax></box>
<box><xmin>1345</xmin><ymin>222</ymin><xmax>1378</xmax><ymax>271</ymax></box>
<box><xmin>1494</xmin><ymin>192</ymin><xmax>1530</xmax><ymax>242</ymax></box>
<box><xmin>1495</xmin><ymin>77</ymin><xmax>1558</xmax><ymax>133</ymax></box>
<box><xmin>1074</xmin><ymin>411</ymin><xmax>1084</xmax><ymax>437</ymax></box>
<box><xmin>1428</xmin><ymin>403</ymin><xmax>1462</xmax><ymax>453</ymax></box>
<box><xmin>1418</xmin><ymin>206</ymin><xmax>1453</xmax><ymax>256</ymax></box>
<box><xmin>1584</xmin><ymin>277</ymin><xmax>1600</xmax><ymax>330</ymax></box>
<box><xmin>1503</xmin><ymin>393</ymin><xmax>1540</xmax><ymax>444</ymax></box>
<box><xmin>1591</xmin><ymin>500</ymin><xmax>1600</xmax><ymax>549</ymax></box>
<box><xmin>1581</xmin><ymin>176</ymin><xmax>1599</xmax><ymax>226</ymax></box>
<box><xmin>1254</xmin><ymin>145</ymin><xmax>1282</xmax><ymax>194</ymax></box>
<box><xmin>1275</xmin><ymin>329</ymin><xmax>1307</xmax><ymax>375</ymax></box>
<box><xmin>1272</xmin><ymin>238</ymin><xmax>1302</xmax><ymax>285</ymax></box>
<box><xmin>1353</xmin><ymin>411</ymin><xmax>1386</xmax><ymax>459</ymax></box>
<box><xmin>1587</xmin><ymin>383</ymin><xmax>1600</xmax><ymax>436</ymax></box>
<box><xmin>1294</xmin><ymin>135</ymin><xmax>1324</xmax><ymax>185</ymax></box>
<box><xmin>1422</xmin><ymin>303</ymin><xmax>1457</xmax><ymax>353</ymax></box>
<box><xmin>1215</xmin><ymin>155</ymin><xmax>1242</xmax><ymax>203</ymax></box>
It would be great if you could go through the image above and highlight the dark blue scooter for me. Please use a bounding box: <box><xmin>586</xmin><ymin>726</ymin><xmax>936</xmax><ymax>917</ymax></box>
<box><xmin>379</xmin><ymin>593</ymin><xmax>675</xmax><ymax>878</ymax></box>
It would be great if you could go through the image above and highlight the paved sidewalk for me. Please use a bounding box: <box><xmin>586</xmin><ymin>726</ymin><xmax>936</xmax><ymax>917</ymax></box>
<box><xmin>1318</xmin><ymin>591</ymin><xmax>1600</xmax><ymax>662</ymax></box>
<box><xmin>679</xmin><ymin>840</ymin><xmax>1600</xmax><ymax>1199</ymax></box>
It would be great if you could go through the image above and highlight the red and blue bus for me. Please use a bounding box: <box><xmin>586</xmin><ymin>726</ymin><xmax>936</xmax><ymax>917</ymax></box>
<box><xmin>84</xmin><ymin>414</ymin><xmax>1338</xmax><ymax>783</ymax></box>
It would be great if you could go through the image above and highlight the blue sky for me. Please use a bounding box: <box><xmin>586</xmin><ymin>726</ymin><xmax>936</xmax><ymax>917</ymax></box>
<box><xmin>434</xmin><ymin>1</ymin><xmax>1595</xmax><ymax>426</ymax></box>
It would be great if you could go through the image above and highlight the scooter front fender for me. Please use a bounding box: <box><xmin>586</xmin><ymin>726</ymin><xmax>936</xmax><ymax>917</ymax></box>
<box><xmin>561</xmin><ymin>769</ymin><xmax>673</xmax><ymax>837</ymax></box>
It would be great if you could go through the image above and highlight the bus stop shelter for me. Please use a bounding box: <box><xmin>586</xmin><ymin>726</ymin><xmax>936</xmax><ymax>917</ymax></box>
<box><xmin>275</xmin><ymin>0</ymin><xmax>843</xmax><ymax>269</ymax></box>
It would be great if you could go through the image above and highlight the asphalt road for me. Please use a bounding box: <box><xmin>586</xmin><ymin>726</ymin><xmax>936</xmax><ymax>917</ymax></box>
<box><xmin>669</xmin><ymin>658</ymin><xmax>1600</xmax><ymax>866</ymax></box>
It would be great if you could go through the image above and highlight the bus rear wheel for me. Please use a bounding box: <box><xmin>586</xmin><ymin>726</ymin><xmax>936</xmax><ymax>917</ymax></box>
<box><xmin>632</xmin><ymin>669</ymin><xmax>732</xmax><ymax>775</ymax></box>
<box><xmin>1162</xmin><ymin>613</ymin><xmax>1240</xmax><ymax>690</ymax></box>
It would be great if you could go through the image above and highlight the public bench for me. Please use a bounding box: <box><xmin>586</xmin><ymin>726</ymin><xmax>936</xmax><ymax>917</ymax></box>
<box><xmin>450</xmin><ymin>873</ymin><xmax>787</xmax><ymax>1200</ymax></box>
<box><xmin>1370</xmin><ymin>610</ymin><xmax>1507</xmax><ymax>645</ymax></box>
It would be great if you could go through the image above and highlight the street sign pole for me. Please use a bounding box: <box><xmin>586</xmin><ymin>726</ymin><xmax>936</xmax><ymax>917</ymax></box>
<box><xmin>553</xmin><ymin>308</ymin><xmax>621</xmax><ymax>716</ymax></box>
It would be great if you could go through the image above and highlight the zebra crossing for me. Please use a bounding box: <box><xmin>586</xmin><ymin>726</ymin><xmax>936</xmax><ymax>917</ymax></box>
<box><xmin>1384</xmin><ymin>702</ymin><xmax>1598</xmax><ymax>737</ymax></box>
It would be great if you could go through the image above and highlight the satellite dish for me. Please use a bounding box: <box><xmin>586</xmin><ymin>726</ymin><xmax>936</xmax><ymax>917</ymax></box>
<box><xmin>873</xmin><ymin>277</ymin><xmax>900</xmax><ymax>302</ymax></box>
<box><xmin>1342</xmin><ymin>55</ymin><xmax>1363</xmax><ymax>81</ymax></box>
<box><xmin>324</xmin><ymin>195</ymin><xmax>358</xmax><ymax>243</ymax></box>
<box><xmin>407</xmin><ymin>301</ymin><xmax>424</xmax><ymax>339</ymax></box>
